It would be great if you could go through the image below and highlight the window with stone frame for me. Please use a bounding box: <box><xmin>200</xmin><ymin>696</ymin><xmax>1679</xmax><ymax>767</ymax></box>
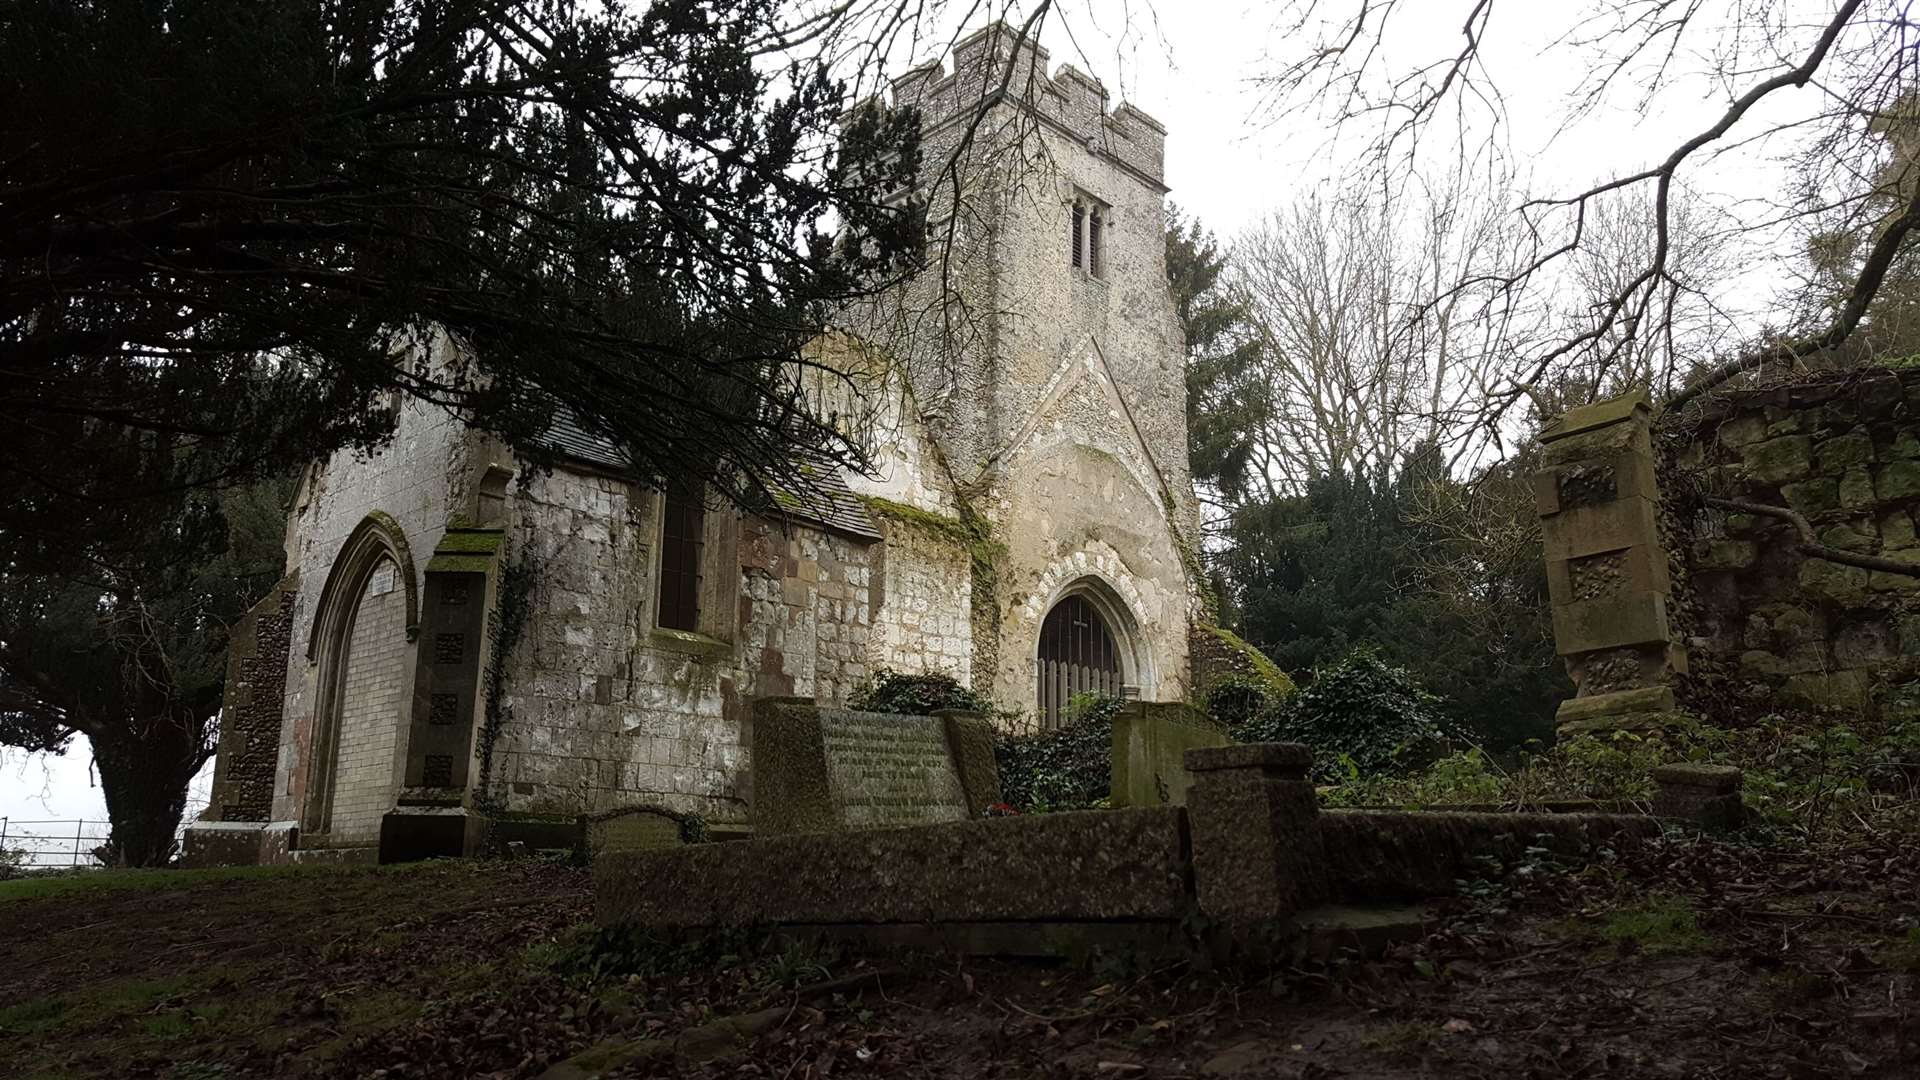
<box><xmin>656</xmin><ymin>484</ymin><xmax>705</xmax><ymax>631</ymax></box>
<box><xmin>1070</xmin><ymin>192</ymin><xmax>1110</xmax><ymax>279</ymax></box>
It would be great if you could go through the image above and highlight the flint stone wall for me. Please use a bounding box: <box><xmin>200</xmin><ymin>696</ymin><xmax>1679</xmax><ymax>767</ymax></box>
<box><xmin>204</xmin><ymin>574</ymin><xmax>299</xmax><ymax>821</ymax></box>
<box><xmin>1669</xmin><ymin>369</ymin><xmax>1920</xmax><ymax>710</ymax></box>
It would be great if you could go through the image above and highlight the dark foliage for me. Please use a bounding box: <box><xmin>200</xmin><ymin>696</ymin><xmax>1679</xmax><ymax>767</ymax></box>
<box><xmin>1166</xmin><ymin>205</ymin><xmax>1262</xmax><ymax>508</ymax></box>
<box><xmin>847</xmin><ymin>669</ymin><xmax>991</xmax><ymax>716</ymax></box>
<box><xmin>1229</xmin><ymin>645</ymin><xmax>1464</xmax><ymax>780</ymax></box>
<box><xmin>1201</xmin><ymin>674</ymin><xmax>1280</xmax><ymax>734</ymax></box>
<box><xmin>0</xmin><ymin>478</ymin><xmax>293</xmax><ymax>865</ymax></box>
<box><xmin>1211</xmin><ymin>450</ymin><xmax>1562</xmax><ymax>748</ymax></box>
<box><xmin>0</xmin><ymin>0</ymin><xmax>923</xmax><ymax>581</ymax></box>
<box><xmin>992</xmin><ymin>695</ymin><xmax>1123</xmax><ymax>811</ymax></box>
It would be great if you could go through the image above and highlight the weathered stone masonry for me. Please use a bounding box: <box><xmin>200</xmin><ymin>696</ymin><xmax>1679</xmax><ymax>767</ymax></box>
<box><xmin>1666</xmin><ymin>369</ymin><xmax>1920</xmax><ymax>711</ymax></box>
<box><xmin>187</xmin><ymin>21</ymin><xmax>1209</xmax><ymax>861</ymax></box>
<box><xmin>1537</xmin><ymin>371</ymin><xmax>1920</xmax><ymax>722</ymax></box>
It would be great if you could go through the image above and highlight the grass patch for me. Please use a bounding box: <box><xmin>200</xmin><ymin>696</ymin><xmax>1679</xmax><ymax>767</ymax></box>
<box><xmin>1593</xmin><ymin>897</ymin><xmax>1711</xmax><ymax>956</ymax></box>
<box><xmin>1877</xmin><ymin>927</ymin><xmax>1920</xmax><ymax>971</ymax></box>
<box><xmin>140</xmin><ymin>1012</ymin><xmax>194</xmax><ymax>1040</ymax></box>
<box><xmin>0</xmin><ymin>861</ymin><xmax>433</xmax><ymax>904</ymax></box>
<box><xmin>1360</xmin><ymin>1021</ymin><xmax>1438</xmax><ymax>1056</ymax></box>
<box><xmin>0</xmin><ymin>997</ymin><xmax>71</xmax><ymax>1035</ymax></box>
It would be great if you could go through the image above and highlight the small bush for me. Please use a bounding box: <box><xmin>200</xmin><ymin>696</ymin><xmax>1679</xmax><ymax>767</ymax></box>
<box><xmin>1320</xmin><ymin>748</ymin><xmax>1508</xmax><ymax>808</ymax></box>
<box><xmin>848</xmin><ymin>668</ymin><xmax>991</xmax><ymax>716</ymax></box>
<box><xmin>1233</xmin><ymin>645</ymin><xmax>1463</xmax><ymax>780</ymax></box>
<box><xmin>1202</xmin><ymin>674</ymin><xmax>1279</xmax><ymax>733</ymax></box>
<box><xmin>993</xmin><ymin>693</ymin><xmax>1122</xmax><ymax>811</ymax></box>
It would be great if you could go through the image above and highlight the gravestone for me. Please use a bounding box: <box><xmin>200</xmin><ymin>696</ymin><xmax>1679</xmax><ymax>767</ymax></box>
<box><xmin>1110</xmin><ymin>701</ymin><xmax>1230</xmax><ymax>807</ymax></box>
<box><xmin>751</xmin><ymin>698</ymin><xmax>1001</xmax><ymax>835</ymax></box>
<box><xmin>583</xmin><ymin>806</ymin><xmax>691</xmax><ymax>859</ymax></box>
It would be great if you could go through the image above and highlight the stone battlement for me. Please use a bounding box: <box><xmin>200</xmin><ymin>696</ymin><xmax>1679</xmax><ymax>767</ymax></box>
<box><xmin>891</xmin><ymin>21</ymin><xmax>1166</xmax><ymax>185</ymax></box>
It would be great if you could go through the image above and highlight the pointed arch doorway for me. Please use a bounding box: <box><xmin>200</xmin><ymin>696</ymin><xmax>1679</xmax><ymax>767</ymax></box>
<box><xmin>1036</xmin><ymin>588</ymin><xmax>1134</xmax><ymax>728</ymax></box>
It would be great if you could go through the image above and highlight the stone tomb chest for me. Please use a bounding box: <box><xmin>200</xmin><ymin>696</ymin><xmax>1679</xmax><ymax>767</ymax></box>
<box><xmin>750</xmin><ymin>698</ymin><xmax>1001</xmax><ymax>835</ymax></box>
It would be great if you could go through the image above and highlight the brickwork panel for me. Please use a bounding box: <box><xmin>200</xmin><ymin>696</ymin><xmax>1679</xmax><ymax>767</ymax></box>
<box><xmin>329</xmin><ymin>562</ymin><xmax>406</xmax><ymax>841</ymax></box>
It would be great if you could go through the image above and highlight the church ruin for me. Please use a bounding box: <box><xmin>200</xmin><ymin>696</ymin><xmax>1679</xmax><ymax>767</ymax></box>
<box><xmin>186</xmin><ymin>24</ymin><xmax>1229</xmax><ymax>863</ymax></box>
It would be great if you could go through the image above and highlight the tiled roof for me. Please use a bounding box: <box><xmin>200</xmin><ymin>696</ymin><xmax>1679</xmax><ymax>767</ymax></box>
<box><xmin>767</xmin><ymin>456</ymin><xmax>883</xmax><ymax>542</ymax></box>
<box><xmin>543</xmin><ymin>411</ymin><xmax>880</xmax><ymax>542</ymax></box>
<box><xmin>544</xmin><ymin>407</ymin><xmax>626</xmax><ymax>472</ymax></box>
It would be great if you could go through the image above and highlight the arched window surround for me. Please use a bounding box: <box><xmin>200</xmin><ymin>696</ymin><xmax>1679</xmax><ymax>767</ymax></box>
<box><xmin>301</xmin><ymin>512</ymin><xmax>419</xmax><ymax>833</ymax></box>
<box><xmin>1032</xmin><ymin>574</ymin><xmax>1152</xmax><ymax>726</ymax></box>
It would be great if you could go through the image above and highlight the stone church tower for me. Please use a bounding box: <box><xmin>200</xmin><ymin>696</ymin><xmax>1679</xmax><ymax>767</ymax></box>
<box><xmin>184</xmin><ymin>23</ymin><xmax>1206</xmax><ymax>864</ymax></box>
<box><xmin>844</xmin><ymin>23</ymin><xmax>1201</xmax><ymax>723</ymax></box>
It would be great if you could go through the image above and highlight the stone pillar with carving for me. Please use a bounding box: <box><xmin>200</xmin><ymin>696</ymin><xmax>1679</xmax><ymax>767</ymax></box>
<box><xmin>1536</xmin><ymin>390</ymin><xmax>1687</xmax><ymax>734</ymax></box>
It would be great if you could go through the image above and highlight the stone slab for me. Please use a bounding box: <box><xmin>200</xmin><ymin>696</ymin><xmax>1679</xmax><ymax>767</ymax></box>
<box><xmin>1550</xmin><ymin>592</ymin><xmax>1672</xmax><ymax>654</ymax></box>
<box><xmin>584</xmin><ymin>807</ymin><xmax>688</xmax><ymax>856</ymax></box>
<box><xmin>934</xmin><ymin>710</ymin><xmax>1004</xmax><ymax>814</ymax></box>
<box><xmin>1111</xmin><ymin>702</ymin><xmax>1229</xmax><ymax>806</ymax></box>
<box><xmin>1652</xmin><ymin>763</ymin><xmax>1743</xmax><ymax>793</ymax></box>
<box><xmin>288</xmin><ymin>846</ymin><xmax>378</xmax><ymax>866</ymax></box>
<box><xmin>751</xmin><ymin>698</ymin><xmax>973</xmax><ymax>834</ymax></box>
<box><xmin>1541</xmin><ymin>497</ymin><xmax>1661</xmax><ymax>561</ymax></box>
<box><xmin>1538</xmin><ymin>390</ymin><xmax>1651</xmax><ymax>444</ymax></box>
<box><xmin>180</xmin><ymin>821</ymin><xmax>266</xmax><ymax>869</ymax></box>
<box><xmin>595</xmin><ymin>806</ymin><xmax>1192</xmax><ymax>928</ymax></box>
<box><xmin>1554</xmin><ymin>685</ymin><xmax>1676</xmax><ymax>725</ymax></box>
<box><xmin>1185</xmin><ymin>742</ymin><xmax>1312</xmax><ymax>774</ymax></box>
<box><xmin>180</xmin><ymin>820</ymin><xmax>302</xmax><ymax>868</ymax></box>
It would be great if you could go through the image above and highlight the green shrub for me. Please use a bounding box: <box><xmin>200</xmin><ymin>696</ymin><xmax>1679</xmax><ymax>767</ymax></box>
<box><xmin>1235</xmin><ymin>645</ymin><xmax>1463</xmax><ymax>780</ymax></box>
<box><xmin>993</xmin><ymin>693</ymin><xmax>1122</xmax><ymax>811</ymax></box>
<box><xmin>1320</xmin><ymin>748</ymin><xmax>1508</xmax><ymax>808</ymax></box>
<box><xmin>1202</xmin><ymin>674</ymin><xmax>1279</xmax><ymax>733</ymax></box>
<box><xmin>848</xmin><ymin>668</ymin><xmax>991</xmax><ymax>716</ymax></box>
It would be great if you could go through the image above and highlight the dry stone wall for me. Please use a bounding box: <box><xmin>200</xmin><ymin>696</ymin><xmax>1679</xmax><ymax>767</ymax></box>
<box><xmin>1668</xmin><ymin>370</ymin><xmax>1920</xmax><ymax>711</ymax></box>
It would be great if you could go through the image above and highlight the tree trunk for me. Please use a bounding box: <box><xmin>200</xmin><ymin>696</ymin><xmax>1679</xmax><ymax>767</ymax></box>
<box><xmin>90</xmin><ymin>710</ymin><xmax>210</xmax><ymax>868</ymax></box>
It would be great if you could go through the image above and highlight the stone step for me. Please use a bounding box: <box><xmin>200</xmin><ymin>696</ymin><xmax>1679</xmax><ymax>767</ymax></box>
<box><xmin>288</xmin><ymin>846</ymin><xmax>378</xmax><ymax>867</ymax></box>
<box><xmin>1289</xmin><ymin>904</ymin><xmax>1434</xmax><ymax>962</ymax></box>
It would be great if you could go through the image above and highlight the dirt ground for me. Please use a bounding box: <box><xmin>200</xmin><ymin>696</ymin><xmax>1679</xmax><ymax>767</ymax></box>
<box><xmin>4</xmin><ymin>829</ymin><xmax>1918</xmax><ymax>1079</ymax></box>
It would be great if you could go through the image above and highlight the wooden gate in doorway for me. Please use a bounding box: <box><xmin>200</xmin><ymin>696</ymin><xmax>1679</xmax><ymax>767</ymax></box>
<box><xmin>1036</xmin><ymin>594</ymin><xmax>1123</xmax><ymax>729</ymax></box>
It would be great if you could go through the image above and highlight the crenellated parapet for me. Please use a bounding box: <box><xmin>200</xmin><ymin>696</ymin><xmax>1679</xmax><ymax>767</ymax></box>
<box><xmin>890</xmin><ymin>21</ymin><xmax>1166</xmax><ymax>186</ymax></box>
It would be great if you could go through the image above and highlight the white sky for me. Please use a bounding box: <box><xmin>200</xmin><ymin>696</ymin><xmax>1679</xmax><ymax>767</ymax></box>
<box><xmin>0</xmin><ymin>0</ymin><xmax>1841</xmax><ymax>833</ymax></box>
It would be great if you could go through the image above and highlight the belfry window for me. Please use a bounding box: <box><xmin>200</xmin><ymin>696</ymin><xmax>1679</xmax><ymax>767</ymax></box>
<box><xmin>657</xmin><ymin>484</ymin><xmax>704</xmax><ymax>631</ymax></box>
<box><xmin>1089</xmin><ymin>208</ymin><xmax>1104</xmax><ymax>277</ymax></box>
<box><xmin>1070</xmin><ymin>192</ymin><xmax>1109</xmax><ymax>279</ymax></box>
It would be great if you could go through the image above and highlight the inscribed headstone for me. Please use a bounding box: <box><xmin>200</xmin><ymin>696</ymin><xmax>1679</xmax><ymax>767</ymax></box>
<box><xmin>751</xmin><ymin>698</ymin><xmax>986</xmax><ymax>835</ymax></box>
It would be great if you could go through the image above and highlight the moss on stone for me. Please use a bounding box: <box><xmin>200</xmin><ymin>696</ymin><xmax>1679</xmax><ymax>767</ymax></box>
<box><xmin>424</xmin><ymin>554</ymin><xmax>495</xmax><ymax>574</ymax></box>
<box><xmin>1161</xmin><ymin>490</ymin><xmax>1219</xmax><ymax>619</ymax></box>
<box><xmin>1201</xmin><ymin>625</ymin><xmax>1296</xmax><ymax>696</ymax></box>
<box><xmin>435</xmin><ymin>528</ymin><xmax>507</xmax><ymax>554</ymax></box>
<box><xmin>857</xmin><ymin>494</ymin><xmax>971</xmax><ymax>544</ymax></box>
<box><xmin>1742</xmin><ymin>434</ymin><xmax>1814</xmax><ymax>485</ymax></box>
<box><xmin>858</xmin><ymin>493</ymin><xmax>1006</xmax><ymax>683</ymax></box>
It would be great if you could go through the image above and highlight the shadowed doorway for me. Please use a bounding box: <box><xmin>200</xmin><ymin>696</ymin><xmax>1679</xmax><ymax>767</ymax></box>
<box><xmin>1036</xmin><ymin>593</ymin><xmax>1124</xmax><ymax>728</ymax></box>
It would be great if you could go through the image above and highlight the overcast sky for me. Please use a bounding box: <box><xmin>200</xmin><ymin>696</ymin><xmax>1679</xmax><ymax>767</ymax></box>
<box><xmin>1</xmin><ymin>0</ymin><xmax>1841</xmax><ymax>834</ymax></box>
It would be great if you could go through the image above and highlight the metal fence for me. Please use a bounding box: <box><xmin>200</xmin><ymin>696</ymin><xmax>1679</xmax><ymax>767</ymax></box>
<box><xmin>2</xmin><ymin>795</ymin><xmax>209</xmax><ymax>869</ymax></box>
<box><xmin>0</xmin><ymin>818</ymin><xmax>111</xmax><ymax>868</ymax></box>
